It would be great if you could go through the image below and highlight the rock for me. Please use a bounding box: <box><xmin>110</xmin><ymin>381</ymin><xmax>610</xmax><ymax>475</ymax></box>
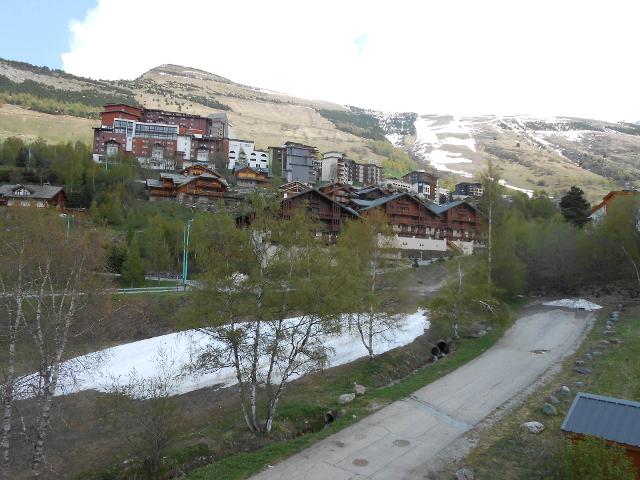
<box><xmin>522</xmin><ymin>421</ymin><xmax>545</xmax><ymax>434</ymax></box>
<box><xmin>592</xmin><ymin>351</ymin><xmax>603</xmax><ymax>357</ymax></box>
<box><xmin>575</xmin><ymin>360</ymin><xmax>585</xmax><ymax>366</ymax></box>
<box><xmin>455</xmin><ymin>467</ymin><xmax>475</xmax><ymax>480</ymax></box>
<box><xmin>584</xmin><ymin>353</ymin><xmax>593</xmax><ymax>360</ymax></box>
<box><xmin>610</xmin><ymin>338</ymin><xmax>622</xmax><ymax>345</ymax></box>
<box><xmin>471</xmin><ymin>329</ymin><xmax>487</xmax><ymax>338</ymax></box>
<box><xmin>574</xmin><ymin>381</ymin><xmax>585</xmax><ymax>388</ymax></box>
<box><xmin>548</xmin><ymin>395</ymin><xmax>560</xmax><ymax>404</ymax></box>
<box><xmin>337</xmin><ymin>393</ymin><xmax>355</xmax><ymax>405</ymax></box>
<box><xmin>575</xmin><ymin>367</ymin><xmax>592</xmax><ymax>375</ymax></box>
<box><xmin>598</xmin><ymin>340</ymin><xmax>609</xmax><ymax>346</ymax></box>
<box><xmin>353</xmin><ymin>383</ymin><xmax>366</xmax><ymax>396</ymax></box>
<box><xmin>560</xmin><ymin>385</ymin><xmax>571</xmax><ymax>396</ymax></box>
<box><xmin>542</xmin><ymin>403</ymin><xmax>558</xmax><ymax>416</ymax></box>
<box><xmin>603</xmin><ymin>330</ymin><xmax>616</xmax><ymax>335</ymax></box>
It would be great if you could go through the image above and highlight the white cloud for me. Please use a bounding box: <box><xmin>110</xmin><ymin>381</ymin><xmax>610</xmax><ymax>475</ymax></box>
<box><xmin>62</xmin><ymin>0</ymin><xmax>640</xmax><ymax>121</ymax></box>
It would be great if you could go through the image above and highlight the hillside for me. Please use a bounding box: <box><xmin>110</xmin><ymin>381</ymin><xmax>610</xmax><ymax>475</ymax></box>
<box><xmin>0</xmin><ymin>57</ymin><xmax>638</xmax><ymax>197</ymax></box>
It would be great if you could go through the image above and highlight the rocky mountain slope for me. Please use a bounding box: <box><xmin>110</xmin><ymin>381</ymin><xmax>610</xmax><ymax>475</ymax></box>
<box><xmin>0</xmin><ymin>58</ymin><xmax>637</xmax><ymax>199</ymax></box>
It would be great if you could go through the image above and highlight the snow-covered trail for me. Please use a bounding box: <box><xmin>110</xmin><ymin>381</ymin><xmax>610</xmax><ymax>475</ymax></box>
<box><xmin>45</xmin><ymin>310</ymin><xmax>429</xmax><ymax>397</ymax></box>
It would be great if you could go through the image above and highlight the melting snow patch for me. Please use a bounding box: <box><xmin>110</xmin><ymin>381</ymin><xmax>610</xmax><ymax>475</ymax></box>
<box><xmin>543</xmin><ymin>299</ymin><xmax>602</xmax><ymax>311</ymax></box>
<box><xmin>25</xmin><ymin>310</ymin><xmax>430</xmax><ymax>398</ymax></box>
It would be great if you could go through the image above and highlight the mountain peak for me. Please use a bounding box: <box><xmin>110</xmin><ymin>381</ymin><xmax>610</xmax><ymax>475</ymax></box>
<box><xmin>141</xmin><ymin>64</ymin><xmax>234</xmax><ymax>84</ymax></box>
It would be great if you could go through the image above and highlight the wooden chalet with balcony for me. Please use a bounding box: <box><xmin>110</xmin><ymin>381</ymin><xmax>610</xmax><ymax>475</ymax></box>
<box><xmin>278</xmin><ymin>181</ymin><xmax>312</xmax><ymax>198</ymax></box>
<box><xmin>354</xmin><ymin>192</ymin><xmax>443</xmax><ymax>238</ymax></box>
<box><xmin>318</xmin><ymin>182</ymin><xmax>357</xmax><ymax>205</ymax></box>
<box><xmin>0</xmin><ymin>184</ymin><xmax>66</xmax><ymax>210</ymax></box>
<box><xmin>145</xmin><ymin>165</ymin><xmax>227</xmax><ymax>204</ymax></box>
<box><xmin>281</xmin><ymin>188</ymin><xmax>360</xmax><ymax>237</ymax></box>
<box><xmin>234</xmin><ymin>166</ymin><xmax>270</xmax><ymax>188</ymax></box>
<box><xmin>429</xmin><ymin>200</ymin><xmax>483</xmax><ymax>243</ymax></box>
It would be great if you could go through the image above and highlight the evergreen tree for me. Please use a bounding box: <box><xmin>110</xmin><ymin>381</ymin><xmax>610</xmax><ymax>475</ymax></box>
<box><xmin>560</xmin><ymin>186</ymin><xmax>591</xmax><ymax>227</ymax></box>
<box><xmin>122</xmin><ymin>236</ymin><xmax>145</xmax><ymax>287</ymax></box>
<box><xmin>145</xmin><ymin>219</ymin><xmax>172</xmax><ymax>280</ymax></box>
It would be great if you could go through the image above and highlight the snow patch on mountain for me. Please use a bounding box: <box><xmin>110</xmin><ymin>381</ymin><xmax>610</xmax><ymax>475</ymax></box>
<box><xmin>411</xmin><ymin>115</ymin><xmax>479</xmax><ymax>177</ymax></box>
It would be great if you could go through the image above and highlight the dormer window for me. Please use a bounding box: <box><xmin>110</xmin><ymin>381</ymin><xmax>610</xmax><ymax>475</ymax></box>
<box><xmin>13</xmin><ymin>187</ymin><xmax>32</xmax><ymax>196</ymax></box>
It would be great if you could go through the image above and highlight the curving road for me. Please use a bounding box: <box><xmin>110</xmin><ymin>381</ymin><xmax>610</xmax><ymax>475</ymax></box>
<box><xmin>251</xmin><ymin>305</ymin><xmax>593</xmax><ymax>480</ymax></box>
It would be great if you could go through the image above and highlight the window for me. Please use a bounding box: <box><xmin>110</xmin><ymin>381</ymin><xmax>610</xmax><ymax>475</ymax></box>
<box><xmin>196</xmin><ymin>147</ymin><xmax>208</xmax><ymax>162</ymax></box>
<box><xmin>151</xmin><ymin>144</ymin><xmax>164</xmax><ymax>161</ymax></box>
<box><xmin>105</xmin><ymin>141</ymin><xmax>119</xmax><ymax>157</ymax></box>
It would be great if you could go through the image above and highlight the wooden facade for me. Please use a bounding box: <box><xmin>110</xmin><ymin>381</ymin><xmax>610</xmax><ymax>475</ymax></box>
<box><xmin>432</xmin><ymin>201</ymin><xmax>483</xmax><ymax>242</ymax></box>
<box><xmin>145</xmin><ymin>168</ymin><xmax>227</xmax><ymax>203</ymax></box>
<box><xmin>0</xmin><ymin>184</ymin><xmax>66</xmax><ymax>210</ymax></box>
<box><xmin>281</xmin><ymin>189</ymin><xmax>360</xmax><ymax>236</ymax></box>
<box><xmin>234</xmin><ymin>166</ymin><xmax>270</xmax><ymax>188</ymax></box>
<box><xmin>318</xmin><ymin>182</ymin><xmax>357</xmax><ymax>205</ymax></box>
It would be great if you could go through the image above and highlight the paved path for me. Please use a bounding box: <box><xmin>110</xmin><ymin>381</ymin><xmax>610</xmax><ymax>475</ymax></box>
<box><xmin>251</xmin><ymin>306</ymin><xmax>593</xmax><ymax>480</ymax></box>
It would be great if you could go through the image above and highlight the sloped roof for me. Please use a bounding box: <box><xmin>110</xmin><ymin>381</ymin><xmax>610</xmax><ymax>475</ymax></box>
<box><xmin>0</xmin><ymin>184</ymin><xmax>64</xmax><ymax>199</ymax></box>
<box><xmin>358</xmin><ymin>192</ymin><xmax>436</xmax><ymax>214</ymax></box>
<box><xmin>286</xmin><ymin>188</ymin><xmax>360</xmax><ymax>217</ymax></box>
<box><xmin>427</xmin><ymin>199</ymin><xmax>481</xmax><ymax>215</ymax></box>
<box><xmin>145</xmin><ymin>179</ymin><xmax>163</xmax><ymax>188</ymax></box>
<box><xmin>561</xmin><ymin>392</ymin><xmax>640</xmax><ymax>448</ymax></box>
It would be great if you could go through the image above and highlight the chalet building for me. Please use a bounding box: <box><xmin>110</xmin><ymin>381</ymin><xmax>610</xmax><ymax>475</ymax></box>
<box><xmin>92</xmin><ymin>104</ymin><xmax>229</xmax><ymax>170</ymax></box>
<box><xmin>590</xmin><ymin>190</ymin><xmax>640</xmax><ymax>222</ymax></box>
<box><xmin>278</xmin><ymin>181</ymin><xmax>311</xmax><ymax>198</ymax></box>
<box><xmin>454</xmin><ymin>182</ymin><xmax>484</xmax><ymax>198</ymax></box>
<box><xmin>354</xmin><ymin>185</ymin><xmax>390</xmax><ymax>201</ymax></box>
<box><xmin>318</xmin><ymin>182</ymin><xmax>357</xmax><ymax>205</ymax></box>
<box><xmin>355</xmin><ymin>192</ymin><xmax>443</xmax><ymax>239</ymax></box>
<box><xmin>562</xmin><ymin>392</ymin><xmax>640</xmax><ymax>477</ymax></box>
<box><xmin>145</xmin><ymin>165</ymin><xmax>227</xmax><ymax>203</ymax></box>
<box><xmin>429</xmin><ymin>200</ymin><xmax>483</xmax><ymax>252</ymax></box>
<box><xmin>281</xmin><ymin>188</ymin><xmax>360</xmax><ymax>237</ymax></box>
<box><xmin>0</xmin><ymin>184</ymin><xmax>66</xmax><ymax>210</ymax></box>
<box><xmin>234</xmin><ymin>166</ymin><xmax>270</xmax><ymax>188</ymax></box>
<box><xmin>402</xmin><ymin>170</ymin><xmax>438</xmax><ymax>201</ymax></box>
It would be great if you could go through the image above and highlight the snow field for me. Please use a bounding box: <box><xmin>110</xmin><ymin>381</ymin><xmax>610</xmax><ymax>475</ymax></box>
<box><xmin>45</xmin><ymin>310</ymin><xmax>430</xmax><ymax>398</ymax></box>
<box><xmin>543</xmin><ymin>299</ymin><xmax>602</xmax><ymax>311</ymax></box>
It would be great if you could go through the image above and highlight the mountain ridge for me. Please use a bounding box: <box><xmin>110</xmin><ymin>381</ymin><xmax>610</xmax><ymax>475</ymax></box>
<box><xmin>0</xmin><ymin>57</ymin><xmax>636</xmax><ymax>198</ymax></box>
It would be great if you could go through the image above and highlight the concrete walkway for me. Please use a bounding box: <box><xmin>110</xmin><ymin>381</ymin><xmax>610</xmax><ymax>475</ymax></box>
<box><xmin>251</xmin><ymin>306</ymin><xmax>593</xmax><ymax>480</ymax></box>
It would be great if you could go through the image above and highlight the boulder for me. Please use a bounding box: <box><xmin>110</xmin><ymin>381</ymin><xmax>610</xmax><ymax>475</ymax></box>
<box><xmin>455</xmin><ymin>467</ymin><xmax>475</xmax><ymax>480</ymax></box>
<box><xmin>353</xmin><ymin>383</ymin><xmax>367</xmax><ymax>396</ymax></box>
<box><xmin>584</xmin><ymin>353</ymin><xmax>593</xmax><ymax>360</ymax></box>
<box><xmin>337</xmin><ymin>393</ymin><xmax>355</xmax><ymax>405</ymax></box>
<box><xmin>542</xmin><ymin>403</ymin><xmax>558</xmax><ymax>416</ymax></box>
<box><xmin>598</xmin><ymin>340</ymin><xmax>609</xmax><ymax>347</ymax></box>
<box><xmin>592</xmin><ymin>351</ymin><xmax>603</xmax><ymax>357</ymax></box>
<box><xmin>522</xmin><ymin>421</ymin><xmax>545</xmax><ymax>434</ymax></box>
<box><xmin>575</xmin><ymin>360</ymin><xmax>585</xmax><ymax>366</ymax></box>
<box><xmin>560</xmin><ymin>385</ymin><xmax>571</xmax><ymax>396</ymax></box>
<box><xmin>574</xmin><ymin>381</ymin><xmax>585</xmax><ymax>388</ymax></box>
<box><xmin>610</xmin><ymin>338</ymin><xmax>622</xmax><ymax>345</ymax></box>
<box><xmin>603</xmin><ymin>330</ymin><xmax>616</xmax><ymax>335</ymax></box>
<box><xmin>575</xmin><ymin>367</ymin><xmax>592</xmax><ymax>375</ymax></box>
<box><xmin>548</xmin><ymin>395</ymin><xmax>560</xmax><ymax>404</ymax></box>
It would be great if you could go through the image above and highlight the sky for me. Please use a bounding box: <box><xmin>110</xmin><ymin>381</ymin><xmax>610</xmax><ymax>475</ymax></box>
<box><xmin>2</xmin><ymin>0</ymin><xmax>640</xmax><ymax>121</ymax></box>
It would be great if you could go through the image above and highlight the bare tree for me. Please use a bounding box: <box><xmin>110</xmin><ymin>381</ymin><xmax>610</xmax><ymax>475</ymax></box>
<box><xmin>189</xmin><ymin>205</ymin><xmax>339</xmax><ymax>434</ymax></box>
<box><xmin>336</xmin><ymin>209</ymin><xmax>405</xmax><ymax>358</ymax></box>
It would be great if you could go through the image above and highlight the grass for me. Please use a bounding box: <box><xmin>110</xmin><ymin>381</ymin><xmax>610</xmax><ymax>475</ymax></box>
<box><xmin>185</xmin><ymin>298</ymin><xmax>526</xmax><ymax>480</ymax></box>
<box><xmin>465</xmin><ymin>302</ymin><xmax>640</xmax><ymax>479</ymax></box>
<box><xmin>0</xmin><ymin>104</ymin><xmax>94</xmax><ymax>143</ymax></box>
<box><xmin>116</xmin><ymin>277</ymin><xmax>179</xmax><ymax>289</ymax></box>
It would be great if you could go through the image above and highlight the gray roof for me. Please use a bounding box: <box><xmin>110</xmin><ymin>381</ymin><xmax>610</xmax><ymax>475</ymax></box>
<box><xmin>428</xmin><ymin>200</ymin><xmax>470</xmax><ymax>215</ymax></box>
<box><xmin>145</xmin><ymin>179</ymin><xmax>163</xmax><ymax>188</ymax></box>
<box><xmin>561</xmin><ymin>392</ymin><xmax>640</xmax><ymax>447</ymax></box>
<box><xmin>0</xmin><ymin>184</ymin><xmax>64</xmax><ymax>199</ymax></box>
<box><xmin>360</xmin><ymin>192</ymin><xmax>426</xmax><ymax>212</ymax></box>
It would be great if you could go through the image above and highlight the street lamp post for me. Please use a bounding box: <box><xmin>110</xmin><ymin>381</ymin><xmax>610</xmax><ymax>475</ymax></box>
<box><xmin>182</xmin><ymin>219</ymin><xmax>194</xmax><ymax>291</ymax></box>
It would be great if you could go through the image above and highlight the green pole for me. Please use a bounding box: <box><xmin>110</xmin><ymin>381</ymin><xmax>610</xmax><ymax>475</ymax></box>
<box><xmin>182</xmin><ymin>219</ymin><xmax>193</xmax><ymax>291</ymax></box>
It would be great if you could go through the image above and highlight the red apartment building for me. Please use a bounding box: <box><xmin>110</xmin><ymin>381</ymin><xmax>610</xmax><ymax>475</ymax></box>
<box><xmin>93</xmin><ymin>104</ymin><xmax>229</xmax><ymax>170</ymax></box>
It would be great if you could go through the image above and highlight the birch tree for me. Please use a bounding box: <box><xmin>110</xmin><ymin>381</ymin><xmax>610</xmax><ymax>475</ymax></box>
<box><xmin>189</xmin><ymin>205</ymin><xmax>339</xmax><ymax>434</ymax></box>
<box><xmin>336</xmin><ymin>209</ymin><xmax>404</xmax><ymax>359</ymax></box>
<box><xmin>6</xmin><ymin>210</ymin><xmax>105</xmax><ymax>479</ymax></box>
<box><xmin>0</xmin><ymin>210</ymin><xmax>38</xmax><ymax>480</ymax></box>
